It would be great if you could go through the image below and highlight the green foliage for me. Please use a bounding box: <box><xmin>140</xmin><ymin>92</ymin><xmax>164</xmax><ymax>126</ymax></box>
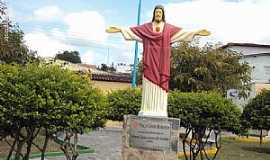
<box><xmin>137</xmin><ymin>60</ymin><xmax>143</xmax><ymax>85</ymax></box>
<box><xmin>168</xmin><ymin>91</ymin><xmax>241</xmax><ymax>159</ymax></box>
<box><xmin>0</xmin><ymin>2</ymin><xmax>37</xmax><ymax>64</ymax></box>
<box><xmin>241</xmin><ymin>90</ymin><xmax>270</xmax><ymax>131</ymax></box>
<box><xmin>100</xmin><ymin>63</ymin><xmax>116</xmax><ymax>72</ymax></box>
<box><xmin>168</xmin><ymin>91</ymin><xmax>241</xmax><ymax>132</ymax></box>
<box><xmin>55</xmin><ymin>51</ymin><xmax>82</xmax><ymax>64</ymax></box>
<box><xmin>0</xmin><ymin>63</ymin><xmax>106</xmax><ymax>132</ymax></box>
<box><xmin>0</xmin><ymin>63</ymin><xmax>107</xmax><ymax>159</ymax></box>
<box><xmin>170</xmin><ymin>42</ymin><xmax>251</xmax><ymax>98</ymax></box>
<box><xmin>107</xmin><ymin>88</ymin><xmax>141</xmax><ymax>121</ymax></box>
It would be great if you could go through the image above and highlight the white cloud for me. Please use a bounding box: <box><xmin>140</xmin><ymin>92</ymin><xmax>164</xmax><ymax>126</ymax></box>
<box><xmin>81</xmin><ymin>50</ymin><xmax>107</xmax><ymax>65</ymax></box>
<box><xmin>64</xmin><ymin>11</ymin><xmax>107</xmax><ymax>42</ymax></box>
<box><xmin>81</xmin><ymin>50</ymin><xmax>94</xmax><ymax>64</ymax></box>
<box><xmin>162</xmin><ymin>0</ymin><xmax>270</xmax><ymax>44</ymax></box>
<box><xmin>24</xmin><ymin>8</ymin><xmax>109</xmax><ymax>62</ymax></box>
<box><xmin>33</xmin><ymin>6</ymin><xmax>63</xmax><ymax>21</ymax></box>
<box><xmin>24</xmin><ymin>32</ymin><xmax>74</xmax><ymax>57</ymax></box>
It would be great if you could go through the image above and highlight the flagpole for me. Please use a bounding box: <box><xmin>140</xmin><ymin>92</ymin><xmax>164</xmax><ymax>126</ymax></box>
<box><xmin>131</xmin><ymin>0</ymin><xmax>142</xmax><ymax>87</ymax></box>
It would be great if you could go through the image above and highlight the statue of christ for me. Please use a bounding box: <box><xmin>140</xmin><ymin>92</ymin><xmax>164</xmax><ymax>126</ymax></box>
<box><xmin>106</xmin><ymin>5</ymin><xmax>210</xmax><ymax>117</ymax></box>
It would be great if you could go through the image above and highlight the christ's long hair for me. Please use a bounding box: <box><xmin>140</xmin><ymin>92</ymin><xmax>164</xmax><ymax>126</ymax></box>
<box><xmin>152</xmin><ymin>5</ymin><xmax>166</xmax><ymax>22</ymax></box>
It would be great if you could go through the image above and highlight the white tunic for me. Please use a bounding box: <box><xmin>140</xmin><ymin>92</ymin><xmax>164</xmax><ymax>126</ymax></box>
<box><xmin>120</xmin><ymin>24</ymin><xmax>197</xmax><ymax>117</ymax></box>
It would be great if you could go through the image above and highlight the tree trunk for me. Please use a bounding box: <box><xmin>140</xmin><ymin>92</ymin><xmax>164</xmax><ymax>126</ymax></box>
<box><xmin>61</xmin><ymin>131</ymin><xmax>73</xmax><ymax>160</ymax></box>
<box><xmin>7</xmin><ymin>138</ymin><xmax>17</xmax><ymax>160</ymax></box>
<box><xmin>260</xmin><ymin>129</ymin><xmax>263</xmax><ymax>145</ymax></box>
<box><xmin>212</xmin><ymin>130</ymin><xmax>221</xmax><ymax>160</ymax></box>
<box><xmin>23</xmin><ymin>127</ymin><xmax>40</xmax><ymax>160</ymax></box>
<box><xmin>72</xmin><ymin>133</ymin><xmax>79</xmax><ymax>160</ymax></box>
<box><xmin>24</xmin><ymin>139</ymin><xmax>33</xmax><ymax>160</ymax></box>
<box><xmin>182</xmin><ymin>128</ymin><xmax>191</xmax><ymax>160</ymax></box>
<box><xmin>41</xmin><ymin>130</ymin><xmax>50</xmax><ymax>160</ymax></box>
<box><xmin>15</xmin><ymin>140</ymin><xmax>24</xmax><ymax>160</ymax></box>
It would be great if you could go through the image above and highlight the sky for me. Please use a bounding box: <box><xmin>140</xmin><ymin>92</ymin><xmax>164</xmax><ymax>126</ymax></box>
<box><xmin>6</xmin><ymin>0</ymin><xmax>270</xmax><ymax>65</ymax></box>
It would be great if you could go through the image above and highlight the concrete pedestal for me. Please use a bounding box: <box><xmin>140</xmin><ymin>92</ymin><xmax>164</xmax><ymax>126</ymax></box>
<box><xmin>122</xmin><ymin>115</ymin><xmax>180</xmax><ymax>160</ymax></box>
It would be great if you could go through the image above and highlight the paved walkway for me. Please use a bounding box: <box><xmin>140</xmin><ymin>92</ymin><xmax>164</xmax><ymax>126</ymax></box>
<box><xmin>48</xmin><ymin>127</ymin><xmax>122</xmax><ymax>160</ymax></box>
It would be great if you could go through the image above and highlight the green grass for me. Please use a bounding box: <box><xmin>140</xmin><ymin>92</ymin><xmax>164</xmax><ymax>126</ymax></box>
<box><xmin>178</xmin><ymin>137</ymin><xmax>270</xmax><ymax>160</ymax></box>
<box><xmin>220</xmin><ymin>137</ymin><xmax>270</xmax><ymax>160</ymax></box>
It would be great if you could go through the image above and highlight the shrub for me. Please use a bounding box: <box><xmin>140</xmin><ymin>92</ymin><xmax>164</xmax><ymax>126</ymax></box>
<box><xmin>107</xmin><ymin>88</ymin><xmax>141</xmax><ymax>121</ymax></box>
<box><xmin>241</xmin><ymin>89</ymin><xmax>270</xmax><ymax>144</ymax></box>
<box><xmin>0</xmin><ymin>63</ymin><xmax>107</xmax><ymax>160</ymax></box>
<box><xmin>168</xmin><ymin>91</ymin><xmax>241</xmax><ymax>160</ymax></box>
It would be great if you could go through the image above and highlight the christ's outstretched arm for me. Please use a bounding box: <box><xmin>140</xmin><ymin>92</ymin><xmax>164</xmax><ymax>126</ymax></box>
<box><xmin>171</xmin><ymin>29</ymin><xmax>211</xmax><ymax>43</ymax></box>
<box><xmin>106</xmin><ymin>26</ymin><xmax>142</xmax><ymax>42</ymax></box>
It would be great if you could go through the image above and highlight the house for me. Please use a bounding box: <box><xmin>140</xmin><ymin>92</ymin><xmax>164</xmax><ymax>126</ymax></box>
<box><xmin>222</xmin><ymin>43</ymin><xmax>270</xmax><ymax>83</ymax></box>
<box><xmin>222</xmin><ymin>43</ymin><xmax>270</xmax><ymax>108</ymax></box>
<box><xmin>42</xmin><ymin>58</ymin><xmax>132</xmax><ymax>92</ymax></box>
<box><xmin>90</xmin><ymin>67</ymin><xmax>131</xmax><ymax>92</ymax></box>
<box><xmin>115</xmin><ymin>63</ymin><xmax>132</xmax><ymax>74</ymax></box>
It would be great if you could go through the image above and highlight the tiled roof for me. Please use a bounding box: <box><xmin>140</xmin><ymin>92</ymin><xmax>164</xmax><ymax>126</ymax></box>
<box><xmin>91</xmin><ymin>69</ymin><xmax>131</xmax><ymax>83</ymax></box>
<box><xmin>221</xmin><ymin>43</ymin><xmax>270</xmax><ymax>49</ymax></box>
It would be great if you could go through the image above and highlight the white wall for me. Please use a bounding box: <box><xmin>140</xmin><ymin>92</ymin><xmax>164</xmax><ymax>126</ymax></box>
<box><xmin>115</xmin><ymin>63</ymin><xmax>132</xmax><ymax>73</ymax></box>
<box><xmin>225</xmin><ymin>45</ymin><xmax>270</xmax><ymax>108</ymax></box>
<box><xmin>241</xmin><ymin>55</ymin><xmax>270</xmax><ymax>83</ymax></box>
<box><xmin>227</xmin><ymin>46</ymin><xmax>270</xmax><ymax>83</ymax></box>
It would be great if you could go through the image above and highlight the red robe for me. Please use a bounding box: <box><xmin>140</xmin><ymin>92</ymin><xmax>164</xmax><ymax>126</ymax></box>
<box><xmin>130</xmin><ymin>22</ymin><xmax>181</xmax><ymax>92</ymax></box>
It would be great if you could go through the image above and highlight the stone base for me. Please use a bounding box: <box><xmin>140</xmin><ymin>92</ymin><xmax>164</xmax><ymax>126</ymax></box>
<box><xmin>138</xmin><ymin>111</ymin><xmax>167</xmax><ymax>117</ymax></box>
<box><xmin>122</xmin><ymin>147</ymin><xmax>177</xmax><ymax>160</ymax></box>
<box><xmin>122</xmin><ymin>115</ymin><xmax>180</xmax><ymax>160</ymax></box>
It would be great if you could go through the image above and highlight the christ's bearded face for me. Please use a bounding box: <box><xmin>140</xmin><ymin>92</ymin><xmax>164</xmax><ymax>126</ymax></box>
<box><xmin>154</xmin><ymin>8</ymin><xmax>163</xmax><ymax>23</ymax></box>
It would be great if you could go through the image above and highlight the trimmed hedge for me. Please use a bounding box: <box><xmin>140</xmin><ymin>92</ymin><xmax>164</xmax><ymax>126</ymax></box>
<box><xmin>106</xmin><ymin>89</ymin><xmax>241</xmax><ymax>132</ymax></box>
<box><xmin>242</xmin><ymin>89</ymin><xmax>270</xmax><ymax>131</ymax></box>
<box><xmin>0</xmin><ymin>63</ymin><xmax>107</xmax><ymax>159</ymax></box>
<box><xmin>168</xmin><ymin>91</ymin><xmax>241</xmax><ymax>132</ymax></box>
<box><xmin>241</xmin><ymin>89</ymin><xmax>270</xmax><ymax>144</ymax></box>
<box><xmin>107</xmin><ymin>88</ymin><xmax>141</xmax><ymax>121</ymax></box>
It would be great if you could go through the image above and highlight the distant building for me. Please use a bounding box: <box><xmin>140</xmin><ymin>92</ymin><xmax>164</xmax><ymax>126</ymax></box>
<box><xmin>42</xmin><ymin>57</ymin><xmax>93</xmax><ymax>74</ymax></box>
<box><xmin>222</xmin><ymin>43</ymin><xmax>270</xmax><ymax>108</ymax></box>
<box><xmin>115</xmin><ymin>63</ymin><xmax>132</xmax><ymax>73</ymax></box>
<box><xmin>42</xmin><ymin>58</ymin><xmax>131</xmax><ymax>91</ymax></box>
<box><xmin>222</xmin><ymin>43</ymin><xmax>270</xmax><ymax>83</ymax></box>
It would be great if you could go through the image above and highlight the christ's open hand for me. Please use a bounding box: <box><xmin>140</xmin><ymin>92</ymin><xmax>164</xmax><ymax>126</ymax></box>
<box><xmin>195</xmin><ymin>29</ymin><xmax>211</xmax><ymax>36</ymax></box>
<box><xmin>106</xmin><ymin>26</ymin><xmax>121</xmax><ymax>33</ymax></box>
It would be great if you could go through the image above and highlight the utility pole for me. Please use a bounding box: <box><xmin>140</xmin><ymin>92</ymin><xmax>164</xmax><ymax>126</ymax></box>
<box><xmin>107</xmin><ymin>48</ymin><xmax>110</xmax><ymax>66</ymax></box>
<box><xmin>1</xmin><ymin>0</ymin><xmax>9</xmax><ymax>40</ymax></box>
<box><xmin>131</xmin><ymin>0</ymin><xmax>142</xmax><ymax>87</ymax></box>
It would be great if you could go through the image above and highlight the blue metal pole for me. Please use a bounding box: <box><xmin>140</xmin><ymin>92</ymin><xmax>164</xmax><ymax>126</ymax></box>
<box><xmin>131</xmin><ymin>0</ymin><xmax>142</xmax><ymax>87</ymax></box>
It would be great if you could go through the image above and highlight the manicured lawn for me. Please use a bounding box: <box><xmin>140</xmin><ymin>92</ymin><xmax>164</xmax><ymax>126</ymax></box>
<box><xmin>220</xmin><ymin>137</ymin><xmax>270</xmax><ymax>160</ymax></box>
<box><xmin>179</xmin><ymin>137</ymin><xmax>270</xmax><ymax>160</ymax></box>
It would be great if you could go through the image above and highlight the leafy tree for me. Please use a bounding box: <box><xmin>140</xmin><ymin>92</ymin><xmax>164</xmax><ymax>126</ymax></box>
<box><xmin>170</xmin><ymin>42</ymin><xmax>251</xmax><ymax>97</ymax></box>
<box><xmin>168</xmin><ymin>92</ymin><xmax>241</xmax><ymax>160</ymax></box>
<box><xmin>100</xmin><ymin>63</ymin><xmax>116</xmax><ymax>72</ymax></box>
<box><xmin>100</xmin><ymin>63</ymin><xmax>108</xmax><ymax>71</ymax></box>
<box><xmin>0</xmin><ymin>63</ymin><xmax>107</xmax><ymax>160</ymax></box>
<box><xmin>0</xmin><ymin>1</ymin><xmax>6</xmax><ymax>20</ymax></box>
<box><xmin>241</xmin><ymin>89</ymin><xmax>270</xmax><ymax>144</ymax></box>
<box><xmin>55</xmin><ymin>51</ymin><xmax>82</xmax><ymax>64</ymax></box>
<box><xmin>0</xmin><ymin>2</ymin><xmax>37</xmax><ymax>64</ymax></box>
<box><xmin>137</xmin><ymin>60</ymin><xmax>143</xmax><ymax>85</ymax></box>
